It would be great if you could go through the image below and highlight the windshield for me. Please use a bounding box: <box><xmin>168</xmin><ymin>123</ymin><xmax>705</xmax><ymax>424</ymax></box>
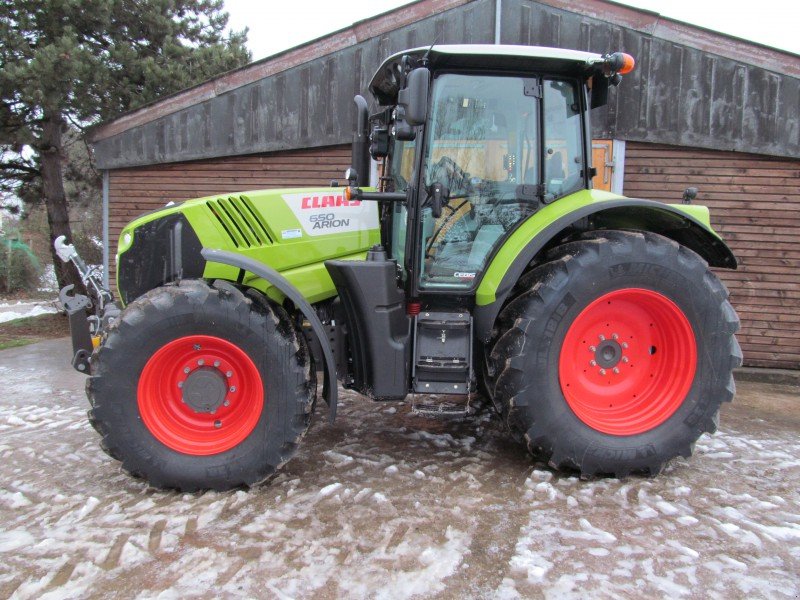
<box><xmin>418</xmin><ymin>73</ymin><xmax>540</xmax><ymax>290</ymax></box>
<box><xmin>424</xmin><ymin>74</ymin><xmax>538</xmax><ymax>191</ymax></box>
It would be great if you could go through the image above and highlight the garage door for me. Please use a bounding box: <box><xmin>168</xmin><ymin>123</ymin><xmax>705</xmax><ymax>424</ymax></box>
<box><xmin>622</xmin><ymin>142</ymin><xmax>800</xmax><ymax>369</ymax></box>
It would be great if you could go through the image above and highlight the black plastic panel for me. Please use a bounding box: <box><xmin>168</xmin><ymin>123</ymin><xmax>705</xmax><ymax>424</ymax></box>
<box><xmin>118</xmin><ymin>213</ymin><xmax>204</xmax><ymax>305</ymax></box>
<box><xmin>325</xmin><ymin>252</ymin><xmax>410</xmax><ymax>400</ymax></box>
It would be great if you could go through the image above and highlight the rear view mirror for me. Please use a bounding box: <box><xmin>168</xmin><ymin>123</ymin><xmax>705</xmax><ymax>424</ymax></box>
<box><xmin>398</xmin><ymin>67</ymin><xmax>430</xmax><ymax>126</ymax></box>
<box><xmin>590</xmin><ymin>75</ymin><xmax>609</xmax><ymax>109</ymax></box>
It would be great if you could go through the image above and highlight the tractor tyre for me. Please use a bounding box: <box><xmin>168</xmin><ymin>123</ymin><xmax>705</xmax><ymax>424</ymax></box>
<box><xmin>87</xmin><ymin>279</ymin><xmax>314</xmax><ymax>491</ymax></box>
<box><xmin>489</xmin><ymin>230</ymin><xmax>741</xmax><ymax>477</ymax></box>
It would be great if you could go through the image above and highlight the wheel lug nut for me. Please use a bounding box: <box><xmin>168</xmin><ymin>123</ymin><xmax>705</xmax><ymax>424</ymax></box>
<box><xmin>622</xmin><ymin>357</ymin><xmax>629</xmax><ymax>363</ymax></box>
<box><xmin>214</xmin><ymin>360</ymin><xmax>221</xmax><ymax>367</ymax></box>
<box><xmin>229</xmin><ymin>386</ymin><xmax>236</xmax><ymax>393</ymax></box>
<box><xmin>590</xmin><ymin>360</ymin><xmax>597</xmax><ymax>367</ymax></box>
<box><xmin>226</xmin><ymin>371</ymin><xmax>233</xmax><ymax>378</ymax></box>
<box><xmin>599</xmin><ymin>335</ymin><xmax>606</xmax><ymax>341</ymax></box>
<box><xmin>223</xmin><ymin>400</ymin><xmax>230</xmax><ymax>407</ymax></box>
<box><xmin>622</xmin><ymin>342</ymin><xmax>628</xmax><ymax>349</ymax></box>
<box><xmin>184</xmin><ymin>367</ymin><xmax>191</xmax><ymax>374</ymax></box>
<box><xmin>612</xmin><ymin>333</ymin><xmax>619</xmax><ymax>340</ymax></box>
<box><xmin>178</xmin><ymin>381</ymin><xmax>183</xmax><ymax>388</ymax></box>
<box><xmin>214</xmin><ymin>420</ymin><xmax>222</xmax><ymax>428</ymax></box>
<box><xmin>613</xmin><ymin>367</ymin><xmax>620</xmax><ymax>374</ymax></box>
<box><xmin>589</xmin><ymin>345</ymin><xmax>596</xmax><ymax>352</ymax></box>
<box><xmin>599</xmin><ymin>369</ymin><xmax>606</xmax><ymax>376</ymax></box>
<box><xmin>193</xmin><ymin>344</ymin><xmax>201</xmax><ymax>351</ymax></box>
<box><xmin>197</xmin><ymin>359</ymin><xmax>205</xmax><ymax>366</ymax></box>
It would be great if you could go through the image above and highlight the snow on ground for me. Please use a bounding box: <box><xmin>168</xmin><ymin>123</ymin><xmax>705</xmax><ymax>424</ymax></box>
<box><xmin>0</xmin><ymin>300</ymin><xmax>59</xmax><ymax>324</ymax></box>
<box><xmin>37</xmin><ymin>264</ymin><xmax>58</xmax><ymax>293</ymax></box>
<box><xmin>0</xmin><ymin>338</ymin><xmax>799</xmax><ymax>599</ymax></box>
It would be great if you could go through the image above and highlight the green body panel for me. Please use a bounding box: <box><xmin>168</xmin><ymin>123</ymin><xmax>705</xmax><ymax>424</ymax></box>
<box><xmin>475</xmin><ymin>189</ymin><xmax>718</xmax><ymax>306</ymax></box>
<box><xmin>117</xmin><ymin>187</ymin><xmax>380</xmax><ymax>304</ymax></box>
<box><xmin>117</xmin><ymin>184</ymin><xmax>721</xmax><ymax>308</ymax></box>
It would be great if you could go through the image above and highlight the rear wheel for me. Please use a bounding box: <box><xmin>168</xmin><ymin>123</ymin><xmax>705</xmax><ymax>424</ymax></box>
<box><xmin>87</xmin><ymin>279</ymin><xmax>314</xmax><ymax>491</ymax></box>
<box><xmin>489</xmin><ymin>230</ymin><xmax>741</xmax><ymax>477</ymax></box>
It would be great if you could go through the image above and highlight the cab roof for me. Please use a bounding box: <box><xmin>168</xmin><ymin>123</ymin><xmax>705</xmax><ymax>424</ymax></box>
<box><xmin>369</xmin><ymin>44</ymin><xmax>604</xmax><ymax>105</ymax></box>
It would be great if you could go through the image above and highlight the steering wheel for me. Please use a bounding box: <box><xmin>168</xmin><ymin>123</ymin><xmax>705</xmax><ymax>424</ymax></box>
<box><xmin>430</xmin><ymin>156</ymin><xmax>470</xmax><ymax>193</ymax></box>
<box><xmin>425</xmin><ymin>197</ymin><xmax>472</xmax><ymax>258</ymax></box>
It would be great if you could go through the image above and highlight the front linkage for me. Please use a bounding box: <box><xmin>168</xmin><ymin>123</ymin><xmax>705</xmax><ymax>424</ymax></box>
<box><xmin>54</xmin><ymin>236</ymin><xmax>120</xmax><ymax>373</ymax></box>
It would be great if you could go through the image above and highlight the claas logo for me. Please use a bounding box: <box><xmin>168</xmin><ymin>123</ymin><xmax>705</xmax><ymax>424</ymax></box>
<box><xmin>300</xmin><ymin>195</ymin><xmax>362</xmax><ymax>209</ymax></box>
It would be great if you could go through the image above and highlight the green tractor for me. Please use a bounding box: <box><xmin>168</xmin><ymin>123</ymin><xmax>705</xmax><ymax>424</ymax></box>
<box><xmin>59</xmin><ymin>45</ymin><xmax>741</xmax><ymax>491</ymax></box>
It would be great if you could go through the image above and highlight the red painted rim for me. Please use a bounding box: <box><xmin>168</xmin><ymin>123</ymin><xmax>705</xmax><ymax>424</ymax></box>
<box><xmin>558</xmin><ymin>288</ymin><xmax>697</xmax><ymax>436</ymax></box>
<box><xmin>137</xmin><ymin>335</ymin><xmax>263</xmax><ymax>455</ymax></box>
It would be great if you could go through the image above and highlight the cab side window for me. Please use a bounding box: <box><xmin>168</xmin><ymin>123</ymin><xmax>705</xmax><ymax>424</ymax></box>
<box><xmin>543</xmin><ymin>79</ymin><xmax>583</xmax><ymax>199</ymax></box>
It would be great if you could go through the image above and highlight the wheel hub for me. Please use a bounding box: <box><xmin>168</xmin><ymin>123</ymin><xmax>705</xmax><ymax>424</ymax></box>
<box><xmin>594</xmin><ymin>338</ymin><xmax>623</xmax><ymax>369</ymax></box>
<box><xmin>182</xmin><ymin>367</ymin><xmax>227</xmax><ymax>413</ymax></box>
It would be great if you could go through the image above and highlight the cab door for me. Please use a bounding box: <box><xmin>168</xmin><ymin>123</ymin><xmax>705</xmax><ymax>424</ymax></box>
<box><xmin>413</xmin><ymin>73</ymin><xmax>542</xmax><ymax>292</ymax></box>
<box><xmin>414</xmin><ymin>74</ymin><xmax>588</xmax><ymax>294</ymax></box>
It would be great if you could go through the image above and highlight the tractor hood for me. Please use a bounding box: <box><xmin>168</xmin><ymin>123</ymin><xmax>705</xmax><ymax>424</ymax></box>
<box><xmin>115</xmin><ymin>187</ymin><xmax>380</xmax><ymax>306</ymax></box>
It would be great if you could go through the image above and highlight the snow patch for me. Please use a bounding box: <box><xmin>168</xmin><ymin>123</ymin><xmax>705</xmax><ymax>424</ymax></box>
<box><xmin>318</xmin><ymin>483</ymin><xmax>342</xmax><ymax>498</ymax></box>
<box><xmin>0</xmin><ymin>304</ymin><xmax>57</xmax><ymax>323</ymax></box>
<box><xmin>0</xmin><ymin>529</ymin><xmax>34</xmax><ymax>552</ymax></box>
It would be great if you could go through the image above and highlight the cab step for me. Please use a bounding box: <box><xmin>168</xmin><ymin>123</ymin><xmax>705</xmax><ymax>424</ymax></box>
<box><xmin>412</xmin><ymin>311</ymin><xmax>472</xmax><ymax>394</ymax></box>
<box><xmin>410</xmin><ymin>395</ymin><xmax>475</xmax><ymax>417</ymax></box>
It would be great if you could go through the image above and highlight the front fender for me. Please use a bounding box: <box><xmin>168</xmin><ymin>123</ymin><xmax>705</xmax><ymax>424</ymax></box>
<box><xmin>201</xmin><ymin>248</ymin><xmax>338</xmax><ymax>422</ymax></box>
<box><xmin>473</xmin><ymin>189</ymin><xmax>737</xmax><ymax>342</ymax></box>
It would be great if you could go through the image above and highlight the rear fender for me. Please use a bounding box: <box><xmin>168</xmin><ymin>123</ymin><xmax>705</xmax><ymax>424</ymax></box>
<box><xmin>473</xmin><ymin>193</ymin><xmax>737</xmax><ymax>342</ymax></box>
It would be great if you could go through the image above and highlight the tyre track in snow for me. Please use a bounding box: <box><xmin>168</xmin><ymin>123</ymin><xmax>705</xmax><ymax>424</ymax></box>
<box><xmin>0</xmin><ymin>339</ymin><xmax>799</xmax><ymax>599</ymax></box>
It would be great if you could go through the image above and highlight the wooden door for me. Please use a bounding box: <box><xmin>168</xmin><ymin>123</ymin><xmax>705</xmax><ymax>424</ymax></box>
<box><xmin>592</xmin><ymin>139</ymin><xmax>614</xmax><ymax>191</ymax></box>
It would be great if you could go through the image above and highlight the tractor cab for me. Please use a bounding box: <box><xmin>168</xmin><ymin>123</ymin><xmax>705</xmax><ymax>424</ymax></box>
<box><xmin>359</xmin><ymin>46</ymin><xmax>630</xmax><ymax>288</ymax></box>
<box><xmin>327</xmin><ymin>45</ymin><xmax>635</xmax><ymax>402</ymax></box>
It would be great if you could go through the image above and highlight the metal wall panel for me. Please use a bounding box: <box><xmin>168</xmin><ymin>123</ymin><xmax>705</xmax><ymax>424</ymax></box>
<box><xmin>502</xmin><ymin>0</ymin><xmax>800</xmax><ymax>158</ymax></box>
<box><xmin>93</xmin><ymin>0</ymin><xmax>496</xmax><ymax>169</ymax></box>
<box><xmin>93</xmin><ymin>0</ymin><xmax>799</xmax><ymax>169</ymax></box>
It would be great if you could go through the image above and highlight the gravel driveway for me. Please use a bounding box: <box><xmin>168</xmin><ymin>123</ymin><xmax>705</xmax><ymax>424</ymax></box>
<box><xmin>1</xmin><ymin>338</ymin><xmax>798</xmax><ymax>599</ymax></box>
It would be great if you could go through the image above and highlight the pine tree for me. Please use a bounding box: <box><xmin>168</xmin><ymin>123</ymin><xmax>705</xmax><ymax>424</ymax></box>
<box><xmin>0</xmin><ymin>0</ymin><xmax>250</xmax><ymax>289</ymax></box>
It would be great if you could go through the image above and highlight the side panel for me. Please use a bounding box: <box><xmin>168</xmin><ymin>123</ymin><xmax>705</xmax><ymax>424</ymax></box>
<box><xmin>116</xmin><ymin>187</ymin><xmax>380</xmax><ymax>305</ymax></box>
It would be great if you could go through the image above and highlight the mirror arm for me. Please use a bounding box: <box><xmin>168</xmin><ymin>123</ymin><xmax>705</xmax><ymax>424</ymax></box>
<box><xmin>346</xmin><ymin>187</ymin><xmax>406</xmax><ymax>202</ymax></box>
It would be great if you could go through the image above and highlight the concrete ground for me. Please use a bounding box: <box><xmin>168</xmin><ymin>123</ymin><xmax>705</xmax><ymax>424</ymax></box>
<box><xmin>0</xmin><ymin>338</ymin><xmax>798</xmax><ymax>599</ymax></box>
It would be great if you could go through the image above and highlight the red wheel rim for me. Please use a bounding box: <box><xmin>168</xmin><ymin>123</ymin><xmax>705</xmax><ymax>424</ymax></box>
<box><xmin>138</xmin><ymin>335</ymin><xmax>263</xmax><ymax>455</ymax></box>
<box><xmin>558</xmin><ymin>288</ymin><xmax>697</xmax><ymax>436</ymax></box>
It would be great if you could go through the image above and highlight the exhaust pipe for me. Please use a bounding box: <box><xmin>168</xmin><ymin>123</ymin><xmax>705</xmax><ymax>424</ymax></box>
<box><xmin>351</xmin><ymin>95</ymin><xmax>370</xmax><ymax>187</ymax></box>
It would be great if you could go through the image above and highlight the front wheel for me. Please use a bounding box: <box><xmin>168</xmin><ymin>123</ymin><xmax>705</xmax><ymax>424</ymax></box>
<box><xmin>489</xmin><ymin>230</ymin><xmax>742</xmax><ymax>477</ymax></box>
<box><xmin>87</xmin><ymin>279</ymin><xmax>314</xmax><ymax>491</ymax></box>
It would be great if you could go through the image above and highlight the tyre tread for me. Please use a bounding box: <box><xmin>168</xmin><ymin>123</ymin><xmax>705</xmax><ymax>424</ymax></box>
<box><xmin>86</xmin><ymin>279</ymin><xmax>314</xmax><ymax>491</ymax></box>
<box><xmin>488</xmin><ymin>230</ymin><xmax>741</xmax><ymax>478</ymax></box>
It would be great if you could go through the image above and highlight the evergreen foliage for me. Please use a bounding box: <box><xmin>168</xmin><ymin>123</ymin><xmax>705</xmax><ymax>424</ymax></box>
<box><xmin>0</xmin><ymin>0</ymin><xmax>250</xmax><ymax>289</ymax></box>
<box><xmin>0</xmin><ymin>235</ymin><xmax>41</xmax><ymax>293</ymax></box>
